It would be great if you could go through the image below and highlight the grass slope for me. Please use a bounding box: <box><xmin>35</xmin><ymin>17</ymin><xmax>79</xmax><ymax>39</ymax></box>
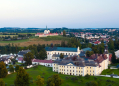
<box><xmin>101</xmin><ymin>69</ymin><xmax>119</xmax><ymax>75</ymax></box>
<box><xmin>3</xmin><ymin>65</ymin><xmax>119</xmax><ymax>86</ymax></box>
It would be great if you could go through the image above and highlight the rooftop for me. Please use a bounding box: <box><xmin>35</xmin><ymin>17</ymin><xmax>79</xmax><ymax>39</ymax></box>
<box><xmin>45</xmin><ymin>47</ymin><xmax>78</xmax><ymax>52</ymax></box>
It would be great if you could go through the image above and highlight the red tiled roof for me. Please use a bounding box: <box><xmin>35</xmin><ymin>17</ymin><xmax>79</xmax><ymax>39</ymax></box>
<box><xmin>18</xmin><ymin>57</ymin><xmax>23</xmax><ymax>61</ymax></box>
<box><xmin>87</xmin><ymin>54</ymin><xmax>107</xmax><ymax>64</ymax></box>
<box><xmin>32</xmin><ymin>59</ymin><xmax>53</xmax><ymax>63</ymax></box>
<box><xmin>94</xmin><ymin>41</ymin><xmax>101</xmax><ymax>44</ymax></box>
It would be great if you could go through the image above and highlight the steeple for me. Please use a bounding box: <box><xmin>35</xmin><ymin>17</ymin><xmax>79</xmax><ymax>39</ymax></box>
<box><xmin>77</xmin><ymin>46</ymin><xmax>80</xmax><ymax>52</ymax></box>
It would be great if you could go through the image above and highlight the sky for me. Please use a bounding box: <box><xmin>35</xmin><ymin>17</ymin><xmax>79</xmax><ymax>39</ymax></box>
<box><xmin>0</xmin><ymin>0</ymin><xmax>119</xmax><ymax>28</ymax></box>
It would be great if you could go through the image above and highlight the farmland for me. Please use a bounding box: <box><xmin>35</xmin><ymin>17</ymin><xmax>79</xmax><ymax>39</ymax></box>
<box><xmin>0</xmin><ymin>35</ymin><xmax>69</xmax><ymax>46</ymax></box>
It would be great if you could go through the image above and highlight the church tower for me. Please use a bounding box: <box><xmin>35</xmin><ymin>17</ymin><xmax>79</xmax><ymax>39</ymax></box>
<box><xmin>77</xmin><ymin>46</ymin><xmax>80</xmax><ymax>52</ymax></box>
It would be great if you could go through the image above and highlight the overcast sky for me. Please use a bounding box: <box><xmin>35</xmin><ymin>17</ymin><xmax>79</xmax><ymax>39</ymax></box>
<box><xmin>0</xmin><ymin>0</ymin><xmax>119</xmax><ymax>28</ymax></box>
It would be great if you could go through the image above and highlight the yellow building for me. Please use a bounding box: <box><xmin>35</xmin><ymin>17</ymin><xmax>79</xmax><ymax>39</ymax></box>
<box><xmin>53</xmin><ymin>54</ymin><xmax>108</xmax><ymax>76</ymax></box>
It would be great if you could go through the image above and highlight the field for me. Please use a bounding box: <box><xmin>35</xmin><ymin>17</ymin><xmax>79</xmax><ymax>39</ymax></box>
<box><xmin>0</xmin><ymin>35</ymin><xmax>18</xmax><ymax>37</ymax></box>
<box><xmin>101</xmin><ymin>69</ymin><xmax>119</xmax><ymax>75</ymax></box>
<box><xmin>3</xmin><ymin>65</ymin><xmax>119</xmax><ymax>86</ymax></box>
<box><xmin>0</xmin><ymin>36</ymin><xmax>69</xmax><ymax>46</ymax></box>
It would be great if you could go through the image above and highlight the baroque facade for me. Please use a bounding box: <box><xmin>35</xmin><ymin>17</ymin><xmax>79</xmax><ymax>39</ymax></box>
<box><xmin>52</xmin><ymin>54</ymin><xmax>109</xmax><ymax>76</ymax></box>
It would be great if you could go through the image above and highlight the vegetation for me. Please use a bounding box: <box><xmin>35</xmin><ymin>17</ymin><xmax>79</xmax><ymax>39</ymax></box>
<box><xmin>86</xmin><ymin>51</ymin><xmax>94</xmax><ymax>57</ymax></box>
<box><xmin>63</xmin><ymin>30</ymin><xmax>66</xmax><ymax>37</ymax></box>
<box><xmin>0</xmin><ymin>79</ymin><xmax>5</xmax><ymax>86</ymax></box>
<box><xmin>36</xmin><ymin>75</ymin><xmax>44</xmax><ymax>86</ymax></box>
<box><xmin>14</xmin><ymin>67</ymin><xmax>30</xmax><ymax>86</ymax></box>
<box><xmin>111</xmin><ymin>52</ymin><xmax>117</xmax><ymax>64</ymax></box>
<box><xmin>9</xmin><ymin>65</ymin><xmax>14</xmax><ymax>73</ymax></box>
<box><xmin>47</xmin><ymin>74</ymin><xmax>63</xmax><ymax>86</ymax></box>
<box><xmin>15</xmin><ymin>65</ymin><xmax>20</xmax><ymax>72</ymax></box>
<box><xmin>2</xmin><ymin>65</ymin><xmax>119</xmax><ymax>86</ymax></box>
<box><xmin>0</xmin><ymin>62</ymin><xmax>8</xmax><ymax>78</ymax></box>
<box><xmin>23</xmin><ymin>52</ymin><xmax>34</xmax><ymax>65</ymax></box>
<box><xmin>60</xmin><ymin>53</ymin><xmax>64</xmax><ymax>59</ymax></box>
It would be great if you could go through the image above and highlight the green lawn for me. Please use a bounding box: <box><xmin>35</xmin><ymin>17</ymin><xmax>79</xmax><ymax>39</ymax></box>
<box><xmin>101</xmin><ymin>69</ymin><xmax>119</xmax><ymax>75</ymax></box>
<box><xmin>39</xmin><ymin>35</ymin><xmax>70</xmax><ymax>41</ymax></box>
<box><xmin>3</xmin><ymin>65</ymin><xmax>119</xmax><ymax>86</ymax></box>
<box><xmin>18</xmin><ymin>33</ymin><xmax>36</xmax><ymax>35</ymax></box>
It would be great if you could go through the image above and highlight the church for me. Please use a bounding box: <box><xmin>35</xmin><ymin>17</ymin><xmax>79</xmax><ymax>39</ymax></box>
<box><xmin>45</xmin><ymin>46</ymin><xmax>92</xmax><ymax>60</ymax></box>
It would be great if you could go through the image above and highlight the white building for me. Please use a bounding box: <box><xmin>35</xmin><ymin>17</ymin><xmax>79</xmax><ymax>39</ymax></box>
<box><xmin>45</xmin><ymin>47</ymin><xmax>80</xmax><ymax>60</ymax></box>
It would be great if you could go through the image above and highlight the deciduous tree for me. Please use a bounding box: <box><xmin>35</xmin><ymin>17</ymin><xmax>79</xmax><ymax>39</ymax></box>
<box><xmin>23</xmin><ymin>52</ymin><xmax>34</xmax><ymax>65</ymax></box>
<box><xmin>0</xmin><ymin>62</ymin><xmax>8</xmax><ymax>78</ymax></box>
<box><xmin>9</xmin><ymin>65</ymin><xmax>14</xmax><ymax>73</ymax></box>
<box><xmin>15</xmin><ymin>65</ymin><xmax>20</xmax><ymax>72</ymax></box>
<box><xmin>63</xmin><ymin>30</ymin><xmax>66</xmax><ymax>37</ymax></box>
<box><xmin>0</xmin><ymin>79</ymin><xmax>5</xmax><ymax>86</ymax></box>
<box><xmin>36</xmin><ymin>75</ymin><xmax>44</xmax><ymax>86</ymax></box>
<box><xmin>14</xmin><ymin>67</ymin><xmax>30</xmax><ymax>86</ymax></box>
<box><xmin>47</xmin><ymin>74</ymin><xmax>63</xmax><ymax>86</ymax></box>
<box><xmin>111</xmin><ymin>52</ymin><xmax>117</xmax><ymax>64</ymax></box>
<box><xmin>60</xmin><ymin>53</ymin><xmax>64</xmax><ymax>59</ymax></box>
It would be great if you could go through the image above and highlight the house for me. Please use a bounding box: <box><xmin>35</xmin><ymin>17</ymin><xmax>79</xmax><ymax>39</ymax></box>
<box><xmin>17</xmin><ymin>50</ymin><xmax>31</xmax><ymax>57</ymax></box>
<box><xmin>94</xmin><ymin>41</ymin><xmax>101</xmax><ymax>45</ymax></box>
<box><xmin>0</xmin><ymin>57</ymin><xmax>11</xmax><ymax>64</ymax></box>
<box><xmin>32</xmin><ymin>59</ymin><xmax>53</xmax><ymax>67</ymax></box>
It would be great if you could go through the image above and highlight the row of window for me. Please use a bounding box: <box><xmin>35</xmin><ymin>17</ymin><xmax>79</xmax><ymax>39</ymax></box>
<box><xmin>87</xmin><ymin>70</ymin><xmax>94</xmax><ymax>72</ymax></box>
<box><xmin>48</xmin><ymin>52</ymin><xmax>76</xmax><ymax>55</ymax></box>
<box><xmin>59</xmin><ymin>66</ymin><xmax>83</xmax><ymax>69</ymax></box>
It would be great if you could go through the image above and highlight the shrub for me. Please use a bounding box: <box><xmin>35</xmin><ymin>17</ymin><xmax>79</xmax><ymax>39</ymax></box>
<box><xmin>85</xmin><ymin>74</ymin><xmax>90</xmax><ymax>79</ymax></box>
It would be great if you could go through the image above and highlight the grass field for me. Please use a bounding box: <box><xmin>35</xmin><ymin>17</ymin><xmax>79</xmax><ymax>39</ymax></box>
<box><xmin>101</xmin><ymin>69</ymin><xmax>119</xmax><ymax>75</ymax></box>
<box><xmin>0</xmin><ymin>35</ymin><xmax>68</xmax><ymax>46</ymax></box>
<box><xmin>3</xmin><ymin>65</ymin><xmax>119</xmax><ymax>86</ymax></box>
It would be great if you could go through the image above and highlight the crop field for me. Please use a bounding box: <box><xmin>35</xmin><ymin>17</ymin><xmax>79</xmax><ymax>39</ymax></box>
<box><xmin>0</xmin><ymin>35</ymin><xmax>18</xmax><ymax>37</ymax></box>
<box><xmin>0</xmin><ymin>35</ymin><xmax>68</xmax><ymax>46</ymax></box>
<box><xmin>3</xmin><ymin>65</ymin><xmax>119</xmax><ymax>86</ymax></box>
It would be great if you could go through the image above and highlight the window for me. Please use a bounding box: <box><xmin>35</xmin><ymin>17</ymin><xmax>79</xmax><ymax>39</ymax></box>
<box><xmin>64</xmin><ymin>69</ymin><xmax>65</xmax><ymax>71</ymax></box>
<box><xmin>54</xmin><ymin>67</ymin><xmax>55</xmax><ymax>69</ymax></box>
<box><xmin>67</xmin><ymin>70</ymin><xmax>68</xmax><ymax>71</ymax></box>
<box><xmin>87</xmin><ymin>67</ymin><xmax>88</xmax><ymax>68</ymax></box>
<box><xmin>70</xmin><ymin>70</ymin><xmax>71</xmax><ymax>72</ymax></box>
<box><xmin>66</xmin><ymin>53</ymin><xmax>67</xmax><ymax>55</ymax></box>
<box><xmin>90</xmin><ymin>71</ymin><xmax>91</xmax><ymax>72</ymax></box>
<box><xmin>93</xmin><ymin>74</ymin><xmax>94</xmax><ymax>76</ymax></box>
<box><xmin>73</xmin><ymin>70</ymin><xmax>74</xmax><ymax>72</ymax></box>
<box><xmin>62</xmin><ymin>69</ymin><xmax>63</xmax><ymax>71</ymax></box>
<box><xmin>73</xmin><ymin>67</ymin><xmax>74</xmax><ymax>68</ymax></box>
<box><xmin>87</xmin><ymin>70</ymin><xmax>88</xmax><ymax>72</ymax></box>
<box><xmin>70</xmin><ymin>67</ymin><xmax>71</xmax><ymax>68</ymax></box>
<box><xmin>67</xmin><ymin>73</ymin><xmax>68</xmax><ymax>74</ymax></box>
<box><xmin>90</xmin><ymin>67</ymin><xmax>91</xmax><ymax>69</ymax></box>
<box><xmin>93</xmin><ymin>71</ymin><xmax>94</xmax><ymax>72</ymax></box>
<box><xmin>79</xmin><ymin>71</ymin><xmax>80</xmax><ymax>73</ymax></box>
<box><xmin>67</xmin><ymin>66</ymin><xmax>68</xmax><ymax>68</ymax></box>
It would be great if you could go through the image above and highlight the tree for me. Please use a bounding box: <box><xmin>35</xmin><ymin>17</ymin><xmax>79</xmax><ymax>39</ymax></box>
<box><xmin>15</xmin><ymin>65</ymin><xmax>20</xmax><ymax>72</ymax></box>
<box><xmin>0</xmin><ymin>79</ymin><xmax>5</xmax><ymax>86</ymax></box>
<box><xmin>86</xmin><ymin>51</ymin><xmax>94</xmax><ymax>57</ymax></box>
<box><xmin>61</xmin><ymin>40</ymin><xmax>65</xmax><ymax>47</ymax></box>
<box><xmin>86</xmin><ymin>81</ymin><xmax>98</xmax><ymax>86</ymax></box>
<box><xmin>0</xmin><ymin>62</ymin><xmax>8</xmax><ymax>78</ymax></box>
<box><xmin>63</xmin><ymin>30</ymin><xmax>66</xmax><ymax>37</ymax></box>
<box><xmin>36</xmin><ymin>75</ymin><xmax>44</xmax><ymax>86</ymax></box>
<box><xmin>23</xmin><ymin>52</ymin><xmax>34</xmax><ymax>65</ymax></box>
<box><xmin>9</xmin><ymin>65</ymin><xmax>14</xmax><ymax>73</ymax></box>
<box><xmin>60</xmin><ymin>53</ymin><xmax>64</xmax><ymax>59</ymax></box>
<box><xmin>47</xmin><ymin>74</ymin><xmax>63</xmax><ymax>86</ymax></box>
<box><xmin>14</xmin><ymin>67</ymin><xmax>30</xmax><ymax>86</ymax></box>
<box><xmin>111</xmin><ymin>52</ymin><xmax>117</xmax><ymax>64</ymax></box>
